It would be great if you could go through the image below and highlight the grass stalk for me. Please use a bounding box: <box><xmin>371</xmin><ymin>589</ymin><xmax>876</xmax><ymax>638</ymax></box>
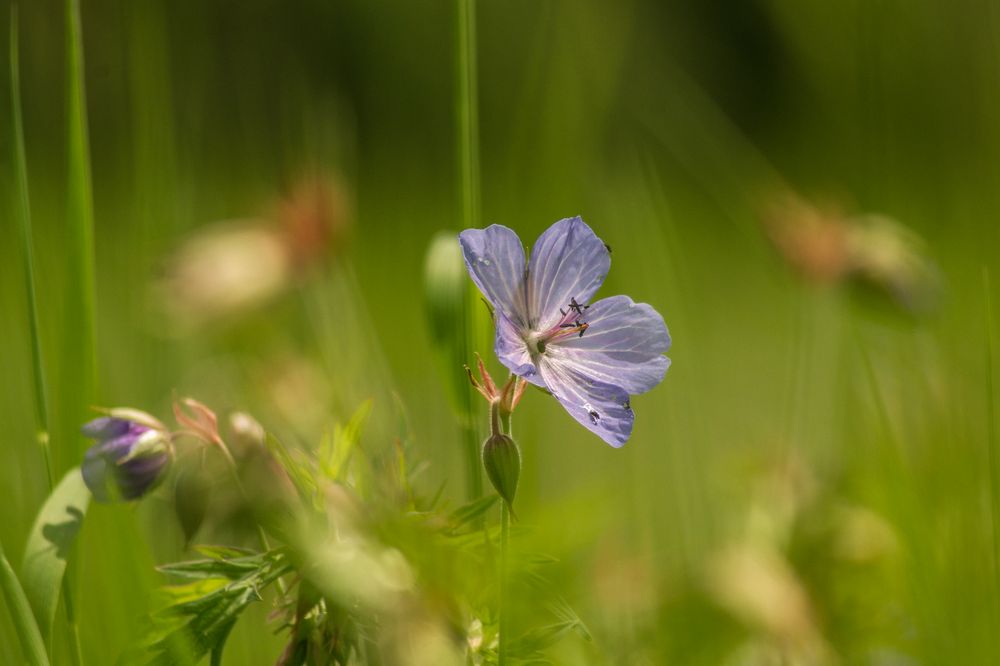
<box><xmin>456</xmin><ymin>0</ymin><xmax>483</xmax><ymax>502</ymax></box>
<box><xmin>60</xmin><ymin>1</ymin><xmax>98</xmax><ymax>663</ymax></box>
<box><xmin>984</xmin><ymin>269</ymin><xmax>1000</xmax><ymax>627</ymax></box>
<box><xmin>11</xmin><ymin>7</ymin><xmax>80</xmax><ymax>665</ymax></box>
<box><xmin>64</xmin><ymin>0</ymin><xmax>98</xmax><ymax>445</ymax></box>
<box><xmin>10</xmin><ymin>6</ymin><xmax>54</xmax><ymax>489</ymax></box>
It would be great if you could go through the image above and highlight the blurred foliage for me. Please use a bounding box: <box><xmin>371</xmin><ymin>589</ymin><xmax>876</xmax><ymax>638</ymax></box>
<box><xmin>2</xmin><ymin>0</ymin><xmax>1000</xmax><ymax>663</ymax></box>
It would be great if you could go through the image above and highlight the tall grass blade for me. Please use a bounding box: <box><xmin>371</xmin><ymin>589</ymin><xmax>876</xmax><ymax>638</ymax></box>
<box><xmin>0</xmin><ymin>537</ymin><xmax>50</xmax><ymax>666</ymax></box>
<box><xmin>61</xmin><ymin>0</ymin><xmax>98</xmax><ymax>470</ymax></box>
<box><xmin>984</xmin><ymin>268</ymin><xmax>1000</xmax><ymax>627</ymax></box>
<box><xmin>9</xmin><ymin>5</ymin><xmax>53</xmax><ymax>488</ymax></box>
<box><xmin>455</xmin><ymin>0</ymin><xmax>484</xmax><ymax>501</ymax></box>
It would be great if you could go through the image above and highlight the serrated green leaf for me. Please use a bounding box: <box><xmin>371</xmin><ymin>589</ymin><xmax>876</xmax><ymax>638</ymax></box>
<box><xmin>20</xmin><ymin>467</ymin><xmax>90</xmax><ymax>644</ymax></box>
<box><xmin>194</xmin><ymin>544</ymin><xmax>256</xmax><ymax>560</ymax></box>
<box><xmin>135</xmin><ymin>549</ymin><xmax>290</xmax><ymax>665</ymax></box>
<box><xmin>157</xmin><ymin>556</ymin><xmax>264</xmax><ymax>581</ymax></box>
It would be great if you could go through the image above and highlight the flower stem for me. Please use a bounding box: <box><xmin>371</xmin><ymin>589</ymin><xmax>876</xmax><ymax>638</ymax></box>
<box><xmin>498</xmin><ymin>500</ymin><xmax>511</xmax><ymax>666</ymax></box>
<box><xmin>496</xmin><ymin>406</ymin><xmax>512</xmax><ymax>666</ymax></box>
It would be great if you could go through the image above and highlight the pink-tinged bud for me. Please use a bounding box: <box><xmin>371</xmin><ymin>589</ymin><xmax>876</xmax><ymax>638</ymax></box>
<box><xmin>482</xmin><ymin>433</ymin><xmax>521</xmax><ymax>513</ymax></box>
<box><xmin>498</xmin><ymin>375</ymin><xmax>527</xmax><ymax>419</ymax></box>
<box><xmin>229</xmin><ymin>411</ymin><xmax>266</xmax><ymax>449</ymax></box>
<box><xmin>173</xmin><ymin>397</ymin><xmax>222</xmax><ymax>447</ymax></box>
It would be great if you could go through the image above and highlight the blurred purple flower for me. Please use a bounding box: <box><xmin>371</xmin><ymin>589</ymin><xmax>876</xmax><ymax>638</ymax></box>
<box><xmin>459</xmin><ymin>217</ymin><xmax>671</xmax><ymax>446</ymax></box>
<box><xmin>81</xmin><ymin>415</ymin><xmax>173</xmax><ymax>502</ymax></box>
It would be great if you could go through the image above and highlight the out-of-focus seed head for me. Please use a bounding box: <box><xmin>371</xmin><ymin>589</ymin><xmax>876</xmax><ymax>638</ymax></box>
<box><xmin>229</xmin><ymin>411</ymin><xmax>266</xmax><ymax>450</ymax></box>
<box><xmin>275</xmin><ymin>173</ymin><xmax>352</xmax><ymax>270</ymax></box>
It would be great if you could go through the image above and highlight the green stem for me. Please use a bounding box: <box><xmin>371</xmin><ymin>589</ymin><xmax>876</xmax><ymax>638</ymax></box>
<box><xmin>64</xmin><ymin>0</ymin><xmax>98</xmax><ymax>431</ymax></box>
<box><xmin>500</xmin><ymin>411</ymin><xmax>512</xmax><ymax>439</ymax></box>
<box><xmin>498</xmin><ymin>500</ymin><xmax>511</xmax><ymax>666</ymax></box>
<box><xmin>495</xmin><ymin>406</ymin><xmax>513</xmax><ymax>665</ymax></box>
<box><xmin>0</xmin><ymin>537</ymin><xmax>49</xmax><ymax>666</ymax></box>
<box><xmin>62</xmin><ymin>1</ymin><xmax>96</xmax><ymax>663</ymax></box>
<box><xmin>455</xmin><ymin>0</ymin><xmax>480</xmax><ymax>232</ymax></box>
<box><xmin>215</xmin><ymin>442</ymin><xmax>288</xmax><ymax>595</ymax></box>
<box><xmin>455</xmin><ymin>0</ymin><xmax>482</xmax><ymax>503</ymax></box>
<box><xmin>984</xmin><ymin>269</ymin><xmax>1000</xmax><ymax>623</ymax></box>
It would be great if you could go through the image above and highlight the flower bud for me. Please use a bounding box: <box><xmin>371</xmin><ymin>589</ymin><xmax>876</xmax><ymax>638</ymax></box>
<box><xmin>229</xmin><ymin>411</ymin><xmax>266</xmax><ymax>450</ymax></box>
<box><xmin>81</xmin><ymin>416</ymin><xmax>173</xmax><ymax>502</ymax></box>
<box><xmin>482</xmin><ymin>433</ymin><xmax>521</xmax><ymax>512</ymax></box>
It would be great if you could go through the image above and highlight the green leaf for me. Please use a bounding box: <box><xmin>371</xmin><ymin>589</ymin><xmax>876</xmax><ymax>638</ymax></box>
<box><xmin>134</xmin><ymin>549</ymin><xmax>290</xmax><ymax>665</ymax></box>
<box><xmin>20</xmin><ymin>467</ymin><xmax>90</xmax><ymax>644</ymax></box>
<box><xmin>318</xmin><ymin>399</ymin><xmax>373</xmax><ymax>482</ymax></box>
<box><xmin>0</xmin><ymin>536</ymin><xmax>49</xmax><ymax>666</ymax></box>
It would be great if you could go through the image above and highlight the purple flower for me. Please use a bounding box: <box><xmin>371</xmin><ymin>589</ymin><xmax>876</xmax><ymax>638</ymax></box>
<box><xmin>459</xmin><ymin>216</ymin><xmax>671</xmax><ymax>447</ymax></box>
<box><xmin>81</xmin><ymin>415</ymin><xmax>173</xmax><ymax>502</ymax></box>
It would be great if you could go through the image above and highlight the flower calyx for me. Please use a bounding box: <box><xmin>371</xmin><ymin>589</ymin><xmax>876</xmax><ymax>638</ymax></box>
<box><xmin>465</xmin><ymin>353</ymin><xmax>527</xmax><ymax>419</ymax></box>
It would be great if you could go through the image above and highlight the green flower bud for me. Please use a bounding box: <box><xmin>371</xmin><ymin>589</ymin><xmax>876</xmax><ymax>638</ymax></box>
<box><xmin>482</xmin><ymin>433</ymin><xmax>521</xmax><ymax>512</ymax></box>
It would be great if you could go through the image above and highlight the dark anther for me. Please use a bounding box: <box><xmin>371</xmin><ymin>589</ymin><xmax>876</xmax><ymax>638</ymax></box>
<box><xmin>568</xmin><ymin>297</ymin><xmax>589</xmax><ymax>314</ymax></box>
<box><xmin>588</xmin><ymin>409</ymin><xmax>601</xmax><ymax>425</ymax></box>
<box><xmin>604</xmin><ymin>243</ymin><xmax>612</xmax><ymax>254</ymax></box>
<box><xmin>577</xmin><ymin>320</ymin><xmax>588</xmax><ymax>337</ymax></box>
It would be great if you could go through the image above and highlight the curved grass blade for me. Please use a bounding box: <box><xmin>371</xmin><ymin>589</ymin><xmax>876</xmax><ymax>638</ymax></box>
<box><xmin>20</xmin><ymin>468</ymin><xmax>90</xmax><ymax>645</ymax></box>
<box><xmin>0</xmin><ymin>537</ymin><xmax>49</xmax><ymax>666</ymax></box>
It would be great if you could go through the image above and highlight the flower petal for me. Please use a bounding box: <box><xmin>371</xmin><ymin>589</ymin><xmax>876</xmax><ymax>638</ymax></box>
<box><xmin>459</xmin><ymin>225</ymin><xmax>529</xmax><ymax>326</ymax></box>
<box><xmin>81</xmin><ymin>417</ymin><xmax>131</xmax><ymax>440</ymax></box>
<box><xmin>527</xmin><ymin>217</ymin><xmax>611</xmax><ymax>330</ymax></box>
<box><xmin>537</xmin><ymin>356</ymin><xmax>635</xmax><ymax>447</ymax></box>
<box><xmin>494</xmin><ymin>312</ymin><xmax>545</xmax><ymax>387</ymax></box>
<box><xmin>82</xmin><ymin>447</ymin><xmax>113</xmax><ymax>502</ymax></box>
<box><xmin>553</xmin><ymin>295</ymin><xmax>671</xmax><ymax>394</ymax></box>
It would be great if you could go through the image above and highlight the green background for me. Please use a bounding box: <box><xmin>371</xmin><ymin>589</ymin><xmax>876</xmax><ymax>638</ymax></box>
<box><xmin>2</xmin><ymin>0</ymin><xmax>999</xmax><ymax>663</ymax></box>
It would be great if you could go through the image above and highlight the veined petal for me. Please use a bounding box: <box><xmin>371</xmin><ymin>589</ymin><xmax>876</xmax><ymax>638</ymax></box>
<box><xmin>459</xmin><ymin>225</ymin><xmax>529</xmax><ymax>326</ymax></box>
<box><xmin>494</xmin><ymin>312</ymin><xmax>545</xmax><ymax>387</ymax></box>
<box><xmin>527</xmin><ymin>217</ymin><xmax>611</xmax><ymax>330</ymax></box>
<box><xmin>548</xmin><ymin>347</ymin><xmax>670</xmax><ymax>396</ymax></box>
<box><xmin>554</xmin><ymin>295</ymin><xmax>671</xmax><ymax>394</ymax></box>
<box><xmin>537</xmin><ymin>356</ymin><xmax>635</xmax><ymax>447</ymax></box>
